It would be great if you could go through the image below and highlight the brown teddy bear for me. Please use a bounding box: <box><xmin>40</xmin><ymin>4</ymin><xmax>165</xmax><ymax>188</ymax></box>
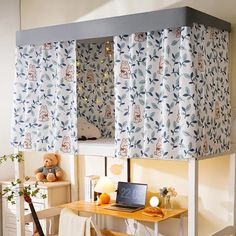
<box><xmin>35</xmin><ymin>153</ymin><xmax>63</xmax><ymax>182</ymax></box>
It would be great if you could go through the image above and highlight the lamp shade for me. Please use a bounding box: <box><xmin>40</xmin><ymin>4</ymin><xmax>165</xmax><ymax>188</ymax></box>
<box><xmin>94</xmin><ymin>176</ymin><xmax>116</xmax><ymax>193</ymax></box>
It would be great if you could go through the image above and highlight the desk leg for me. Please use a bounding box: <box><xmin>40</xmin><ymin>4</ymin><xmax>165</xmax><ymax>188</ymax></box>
<box><xmin>91</xmin><ymin>214</ymin><xmax>102</xmax><ymax>236</ymax></box>
<box><xmin>154</xmin><ymin>222</ymin><xmax>159</xmax><ymax>236</ymax></box>
<box><xmin>100</xmin><ymin>215</ymin><xmax>105</xmax><ymax>229</ymax></box>
<box><xmin>94</xmin><ymin>214</ymin><xmax>98</xmax><ymax>226</ymax></box>
<box><xmin>94</xmin><ymin>214</ymin><xmax>105</xmax><ymax>229</ymax></box>
<box><xmin>180</xmin><ymin>214</ymin><xmax>184</xmax><ymax>236</ymax></box>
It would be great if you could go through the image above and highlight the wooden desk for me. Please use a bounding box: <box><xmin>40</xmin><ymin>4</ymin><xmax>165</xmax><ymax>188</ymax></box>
<box><xmin>60</xmin><ymin>201</ymin><xmax>187</xmax><ymax>236</ymax></box>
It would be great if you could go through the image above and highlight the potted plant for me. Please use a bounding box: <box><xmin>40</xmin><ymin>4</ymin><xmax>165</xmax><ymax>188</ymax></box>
<box><xmin>160</xmin><ymin>186</ymin><xmax>177</xmax><ymax>210</ymax></box>
<box><xmin>0</xmin><ymin>153</ymin><xmax>46</xmax><ymax>236</ymax></box>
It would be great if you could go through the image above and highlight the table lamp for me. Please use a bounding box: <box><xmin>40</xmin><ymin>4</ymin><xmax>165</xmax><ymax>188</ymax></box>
<box><xmin>94</xmin><ymin>176</ymin><xmax>116</xmax><ymax>204</ymax></box>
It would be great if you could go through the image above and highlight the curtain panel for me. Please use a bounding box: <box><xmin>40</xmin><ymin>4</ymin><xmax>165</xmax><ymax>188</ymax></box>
<box><xmin>12</xmin><ymin>41</ymin><xmax>78</xmax><ymax>154</ymax></box>
<box><xmin>77</xmin><ymin>41</ymin><xmax>115</xmax><ymax>138</ymax></box>
<box><xmin>114</xmin><ymin>23</ymin><xmax>230</xmax><ymax>159</ymax></box>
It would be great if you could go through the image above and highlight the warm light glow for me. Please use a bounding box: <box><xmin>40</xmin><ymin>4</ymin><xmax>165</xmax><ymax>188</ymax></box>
<box><xmin>104</xmin><ymin>72</ymin><xmax>109</xmax><ymax>78</ymax></box>
<box><xmin>105</xmin><ymin>41</ymin><xmax>112</xmax><ymax>56</ymax></box>
<box><xmin>149</xmin><ymin>196</ymin><xmax>159</xmax><ymax>207</ymax></box>
<box><xmin>94</xmin><ymin>176</ymin><xmax>116</xmax><ymax>193</ymax></box>
<box><xmin>96</xmin><ymin>99</ymin><xmax>102</xmax><ymax>104</ymax></box>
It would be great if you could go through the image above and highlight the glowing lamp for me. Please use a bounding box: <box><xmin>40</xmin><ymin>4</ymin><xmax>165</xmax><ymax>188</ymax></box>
<box><xmin>149</xmin><ymin>196</ymin><xmax>159</xmax><ymax>207</ymax></box>
<box><xmin>94</xmin><ymin>176</ymin><xmax>116</xmax><ymax>204</ymax></box>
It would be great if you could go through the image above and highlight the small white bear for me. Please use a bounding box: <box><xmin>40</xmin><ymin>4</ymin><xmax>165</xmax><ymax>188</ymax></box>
<box><xmin>154</xmin><ymin>139</ymin><xmax>162</xmax><ymax>157</ymax></box>
<box><xmin>38</xmin><ymin>105</ymin><xmax>49</xmax><ymax>122</ymax></box>
<box><xmin>42</xmin><ymin>42</ymin><xmax>52</xmax><ymax>50</ymax></box>
<box><xmin>133</xmin><ymin>105</ymin><xmax>142</xmax><ymax>123</ymax></box>
<box><xmin>134</xmin><ymin>32</ymin><xmax>146</xmax><ymax>42</ymax></box>
<box><xmin>61</xmin><ymin>136</ymin><xmax>71</xmax><ymax>153</ymax></box>
<box><xmin>104</xmin><ymin>105</ymin><xmax>113</xmax><ymax>119</ymax></box>
<box><xmin>175</xmin><ymin>28</ymin><xmax>181</xmax><ymax>38</ymax></box>
<box><xmin>119</xmin><ymin>60</ymin><xmax>130</xmax><ymax>79</ymax></box>
<box><xmin>77</xmin><ymin>117</ymin><xmax>101</xmax><ymax>140</ymax></box>
<box><xmin>28</xmin><ymin>64</ymin><xmax>37</xmax><ymax>81</ymax></box>
<box><xmin>119</xmin><ymin>138</ymin><xmax>128</xmax><ymax>157</ymax></box>
<box><xmin>157</xmin><ymin>56</ymin><xmax>164</xmax><ymax>75</ymax></box>
<box><xmin>86</xmin><ymin>69</ymin><xmax>95</xmax><ymax>83</ymax></box>
<box><xmin>24</xmin><ymin>132</ymin><xmax>32</xmax><ymax>149</ymax></box>
<box><xmin>65</xmin><ymin>65</ymin><xmax>74</xmax><ymax>82</ymax></box>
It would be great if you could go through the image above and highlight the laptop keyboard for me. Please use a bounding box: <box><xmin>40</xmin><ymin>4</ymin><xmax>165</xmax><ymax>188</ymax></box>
<box><xmin>112</xmin><ymin>204</ymin><xmax>139</xmax><ymax>209</ymax></box>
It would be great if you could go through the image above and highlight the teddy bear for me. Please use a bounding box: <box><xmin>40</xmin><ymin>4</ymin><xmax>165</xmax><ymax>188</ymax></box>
<box><xmin>35</xmin><ymin>153</ymin><xmax>63</xmax><ymax>182</ymax></box>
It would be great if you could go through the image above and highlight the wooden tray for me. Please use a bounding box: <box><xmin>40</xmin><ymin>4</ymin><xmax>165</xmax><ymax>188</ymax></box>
<box><xmin>142</xmin><ymin>211</ymin><xmax>164</xmax><ymax>218</ymax></box>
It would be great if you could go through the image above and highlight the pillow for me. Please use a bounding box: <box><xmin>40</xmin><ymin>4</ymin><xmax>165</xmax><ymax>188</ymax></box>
<box><xmin>77</xmin><ymin>117</ymin><xmax>101</xmax><ymax>140</ymax></box>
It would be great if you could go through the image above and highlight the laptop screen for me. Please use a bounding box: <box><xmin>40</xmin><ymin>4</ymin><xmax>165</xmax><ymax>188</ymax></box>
<box><xmin>116</xmin><ymin>182</ymin><xmax>147</xmax><ymax>206</ymax></box>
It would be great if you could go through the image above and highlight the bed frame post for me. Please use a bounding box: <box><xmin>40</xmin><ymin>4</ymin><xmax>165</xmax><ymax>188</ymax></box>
<box><xmin>229</xmin><ymin>152</ymin><xmax>236</xmax><ymax>234</ymax></box>
<box><xmin>69</xmin><ymin>155</ymin><xmax>79</xmax><ymax>201</ymax></box>
<box><xmin>15</xmin><ymin>151</ymin><xmax>25</xmax><ymax>236</ymax></box>
<box><xmin>229</xmin><ymin>108</ymin><xmax>236</xmax><ymax>234</ymax></box>
<box><xmin>188</xmin><ymin>158</ymin><xmax>198</xmax><ymax>236</ymax></box>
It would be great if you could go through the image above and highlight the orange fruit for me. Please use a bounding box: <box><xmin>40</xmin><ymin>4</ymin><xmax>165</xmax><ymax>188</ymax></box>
<box><xmin>99</xmin><ymin>193</ymin><xmax>110</xmax><ymax>204</ymax></box>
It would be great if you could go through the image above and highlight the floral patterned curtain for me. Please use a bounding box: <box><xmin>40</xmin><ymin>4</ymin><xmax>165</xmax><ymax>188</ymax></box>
<box><xmin>114</xmin><ymin>23</ymin><xmax>230</xmax><ymax>159</ymax></box>
<box><xmin>12</xmin><ymin>41</ymin><xmax>78</xmax><ymax>154</ymax></box>
<box><xmin>77</xmin><ymin>41</ymin><xmax>115</xmax><ymax>138</ymax></box>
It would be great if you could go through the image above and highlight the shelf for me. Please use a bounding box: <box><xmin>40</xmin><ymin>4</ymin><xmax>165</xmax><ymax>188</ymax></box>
<box><xmin>78</xmin><ymin>138</ymin><xmax>115</xmax><ymax>156</ymax></box>
<box><xmin>0</xmin><ymin>178</ymin><xmax>70</xmax><ymax>189</ymax></box>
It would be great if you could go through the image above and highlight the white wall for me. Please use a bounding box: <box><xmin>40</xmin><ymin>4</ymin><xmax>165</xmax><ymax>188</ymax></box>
<box><xmin>78</xmin><ymin>155</ymin><xmax>105</xmax><ymax>200</ymax></box>
<box><xmin>0</xmin><ymin>1</ymin><xmax>20</xmax><ymax>235</ymax></box>
<box><xmin>0</xmin><ymin>0</ymin><xmax>20</xmax><ymax>179</ymax></box>
<box><xmin>20</xmin><ymin>1</ymin><xmax>236</xmax><ymax>235</ymax></box>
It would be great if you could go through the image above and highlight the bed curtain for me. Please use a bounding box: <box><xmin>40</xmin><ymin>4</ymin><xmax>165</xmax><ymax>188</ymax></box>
<box><xmin>114</xmin><ymin>23</ymin><xmax>231</xmax><ymax>159</ymax></box>
<box><xmin>12</xmin><ymin>24</ymin><xmax>231</xmax><ymax>159</ymax></box>
<box><xmin>12</xmin><ymin>41</ymin><xmax>78</xmax><ymax>154</ymax></box>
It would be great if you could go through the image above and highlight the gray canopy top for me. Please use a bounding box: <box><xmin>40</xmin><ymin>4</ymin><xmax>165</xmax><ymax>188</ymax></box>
<box><xmin>16</xmin><ymin>6</ymin><xmax>231</xmax><ymax>46</ymax></box>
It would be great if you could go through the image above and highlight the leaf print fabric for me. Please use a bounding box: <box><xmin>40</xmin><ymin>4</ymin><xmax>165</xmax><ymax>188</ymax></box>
<box><xmin>77</xmin><ymin>41</ymin><xmax>115</xmax><ymax>138</ymax></box>
<box><xmin>114</xmin><ymin>24</ymin><xmax>231</xmax><ymax>159</ymax></box>
<box><xmin>12</xmin><ymin>24</ymin><xmax>230</xmax><ymax>159</ymax></box>
<box><xmin>12</xmin><ymin>41</ymin><xmax>78</xmax><ymax>154</ymax></box>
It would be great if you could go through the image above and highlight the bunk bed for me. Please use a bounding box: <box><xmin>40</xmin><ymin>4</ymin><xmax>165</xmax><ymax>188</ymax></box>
<box><xmin>12</xmin><ymin>6</ymin><xmax>233</xmax><ymax>236</ymax></box>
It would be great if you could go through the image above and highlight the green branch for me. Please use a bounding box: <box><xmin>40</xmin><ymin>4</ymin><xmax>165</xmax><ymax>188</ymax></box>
<box><xmin>0</xmin><ymin>153</ymin><xmax>46</xmax><ymax>204</ymax></box>
<box><xmin>1</xmin><ymin>176</ymin><xmax>47</xmax><ymax>205</ymax></box>
<box><xmin>0</xmin><ymin>153</ymin><xmax>23</xmax><ymax>164</ymax></box>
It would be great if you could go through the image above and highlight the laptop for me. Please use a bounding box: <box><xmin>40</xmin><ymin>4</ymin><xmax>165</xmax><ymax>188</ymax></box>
<box><xmin>104</xmin><ymin>182</ymin><xmax>148</xmax><ymax>212</ymax></box>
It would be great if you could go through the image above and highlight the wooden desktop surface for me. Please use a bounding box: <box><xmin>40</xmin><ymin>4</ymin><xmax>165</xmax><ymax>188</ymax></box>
<box><xmin>60</xmin><ymin>200</ymin><xmax>187</xmax><ymax>223</ymax></box>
